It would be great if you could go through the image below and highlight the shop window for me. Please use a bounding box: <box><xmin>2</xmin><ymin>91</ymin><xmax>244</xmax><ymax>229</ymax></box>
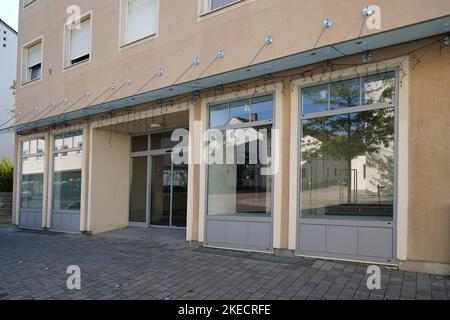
<box><xmin>52</xmin><ymin>132</ymin><xmax>83</xmax><ymax>212</ymax></box>
<box><xmin>207</xmin><ymin>95</ymin><xmax>274</xmax><ymax>217</ymax></box>
<box><xmin>300</xmin><ymin>72</ymin><xmax>396</xmax><ymax>221</ymax></box>
<box><xmin>20</xmin><ymin>138</ymin><xmax>45</xmax><ymax>210</ymax></box>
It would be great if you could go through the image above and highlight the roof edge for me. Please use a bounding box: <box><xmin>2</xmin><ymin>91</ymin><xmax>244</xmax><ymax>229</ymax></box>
<box><xmin>0</xmin><ymin>18</ymin><xmax>18</xmax><ymax>35</ymax></box>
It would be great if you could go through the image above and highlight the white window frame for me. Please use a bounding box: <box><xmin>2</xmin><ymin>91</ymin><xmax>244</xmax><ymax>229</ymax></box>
<box><xmin>23</xmin><ymin>0</ymin><xmax>36</xmax><ymax>8</ymax></box>
<box><xmin>200</xmin><ymin>0</ymin><xmax>243</xmax><ymax>15</ymax></box>
<box><xmin>21</xmin><ymin>37</ymin><xmax>43</xmax><ymax>85</ymax></box>
<box><xmin>119</xmin><ymin>0</ymin><xmax>160</xmax><ymax>48</ymax></box>
<box><xmin>63</xmin><ymin>11</ymin><xmax>93</xmax><ymax>69</ymax></box>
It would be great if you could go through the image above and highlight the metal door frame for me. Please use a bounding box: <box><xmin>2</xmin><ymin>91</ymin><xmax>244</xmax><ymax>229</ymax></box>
<box><xmin>149</xmin><ymin>149</ymin><xmax>182</xmax><ymax>229</ymax></box>
<box><xmin>128</xmin><ymin>129</ymin><xmax>188</xmax><ymax>230</ymax></box>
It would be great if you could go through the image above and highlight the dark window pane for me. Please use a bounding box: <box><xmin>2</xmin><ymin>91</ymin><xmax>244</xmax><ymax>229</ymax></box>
<box><xmin>129</xmin><ymin>157</ymin><xmax>147</xmax><ymax>223</ymax></box>
<box><xmin>171</xmin><ymin>162</ymin><xmax>188</xmax><ymax>228</ymax></box>
<box><xmin>363</xmin><ymin>71</ymin><xmax>395</xmax><ymax>105</ymax></box>
<box><xmin>150</xmin><ymin>131</ymin><xmax>178</xmax><ymax>150</ymax></box>
<box><xmin>210</xmin><ymin>103</ymin><xmax>229</xmax><ymax>128</ymax></box>
<box><xmin>301</xmin><ymin>108</ymin><xmax>395</xmax><ymax>221</ymax></box>
<box><xmin>330</xmin><ymin>78</ymin><xmax>361</xmax><ymax>110</ymax></box>
<box><xmin>251</xmin><ymin>95</ymin><xmax>273</xmax><ymax>122</ymax></box>
<box><xmin>302</xmin><ymin>84</ymin><xmax>329</xmax><ymax>114</ymax></box>
<box><xmin>229</xmin><ymin>99</ymin><xmax>250</xmax><ymax>125</ymax></box>
<box><xmin>131</xmin><ymin>135</ymin><xmax>148</xmax><ymax>152</ymax></box>
<box><xmin>150</xmin><ymin>154</ymin><xmax>172</xmax><ymax>226</ymax></box>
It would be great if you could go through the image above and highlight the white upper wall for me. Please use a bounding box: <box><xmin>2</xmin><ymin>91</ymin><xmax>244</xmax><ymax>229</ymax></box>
<box><xmin>0</xmin><ymin>19</ymin><xmax>17</xmax><ymax>160</ymax></box>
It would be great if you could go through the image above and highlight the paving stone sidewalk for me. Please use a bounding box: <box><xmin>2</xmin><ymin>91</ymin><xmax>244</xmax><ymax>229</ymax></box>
<box><xmin>0</xmin><ymin>227</ymin><xmax>448</xmax><ymax>300</ymax></box>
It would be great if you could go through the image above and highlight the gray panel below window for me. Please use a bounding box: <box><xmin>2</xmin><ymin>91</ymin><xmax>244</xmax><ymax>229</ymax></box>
<box><xmin>19</xmin><ymin>209</ymin><xmax>42</xmax><ymax>230</ymax></box>
<box><xmin>297</xmin><ymin>222</ymin><xmax>395</xmax><ymax>264</ymax></box>
<box><xmin>51</xmin><ymin>211</ymin><xmax>80</xmax><ymax>233</ymax></box>
<box><xmin>205</xmin><ymin>219</ymin><xmax>272</xmax><ymax>252</ymax></box>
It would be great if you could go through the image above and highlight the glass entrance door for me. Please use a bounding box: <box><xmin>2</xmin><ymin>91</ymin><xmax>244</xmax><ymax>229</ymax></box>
<box><xmin>171</xmin><ymin>161</ymin><xmax>188</xmax><ymax>228</ymax></box>
<box><xmin>150</xmin><ymin>153</ymin><xmax>187</xmax><ymax>228</ymax></box>
<box><xmin>150</xmin><ymin>154</ymin><xmax>172</xmax><ymax>226</ymax></box>
<box><xmin>129</xmin><ymin>156</ymin><xmax>148</xmax><ymax>225</ymax></box>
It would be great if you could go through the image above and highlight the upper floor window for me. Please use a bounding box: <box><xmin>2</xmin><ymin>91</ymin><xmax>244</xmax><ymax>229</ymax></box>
<box><xmin>23</xmin><ymin>39</ymin><xmax>42</xmax><ymax>83</ymax></box>
<box><xmin>202</xmin><ymin>0</ymin><xmax>241</xmax><ymax>14</ymax></box>
<box><xmin>23</xmin><ymin>0</ymin><xmax>36</xmax><ymax>8</ymax></box>
<box><xmin>64</xmin><ymin>14</ymin><xmax>91</xmax><ymax>67</ymax></box>
<box><xmin>121</xmin><ymin>0</ymin><xmax>159</xmax><ymax>46</ymax></box>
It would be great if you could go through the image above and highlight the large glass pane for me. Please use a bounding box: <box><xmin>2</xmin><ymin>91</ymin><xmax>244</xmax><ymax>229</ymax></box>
<box><xmin>150</xmin><ymin>154</ymin><xmax>172</xmax><ymax>226</ymax></box>
<box><xmin>20</xmin><ymin>138</ymin><xmax>46</xmax><ymax>209</ymax></box>
<box><xmin>302</xmin><ymin>84</ymin><xmax>329</xmax><ymax>114</ymax></box>
<box><xmin>330</xmin><ymin>78</ymin><xmax>361</xmax><ymax>110</ymax></box>
<box><xmin>210</xmin><ymin>103</ymin><xmax>229</xmax><ymax>128</ymax></box>
<box><xmin>53</xmin><ymin>133</ymin><xmax>83</xmax><ymax>212</ymax></box>
<box><xmin>229</xmin><ymin>99</ymin><xmax>250</xmax><ymax>125</ymax></box>
<box><xmin>21</xmin><ymin>157</ymin><xmax>44</xmax><ymax>209</ymax></box>
<box><xmin>208</xmin><ymin>126</ymin><xmax>272</xmax><ymax>216</ymax></box>
<box><xmin>301</xmin><ymin>108</ymin><xmax>395</xmax><ymax>221</ymax></box>
<box><xmin>131</xmin><ymin>135</ymin><xmax>148</xmax><ymax>153</ymax></box>
<box><xmin>171</xmin><ymin>161</ymin><xmax>188</xmax><ymax>227</ymax></box>
<box><xmin>363</xmin><ymin>71</ymin><xmax>395</xmax><ymax>105</ymax></box>
<box><xmin>129</xmin><ymin>157</ymin><xmax>148</xmax><ymax>223</ymax></box>
<box><xmin>251</xmin><ymin>95</ymin><xmax>273</xmax><ymax>122</ymax></box>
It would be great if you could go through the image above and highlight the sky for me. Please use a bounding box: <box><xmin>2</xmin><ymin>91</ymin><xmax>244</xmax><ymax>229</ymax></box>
<box><xmin>0</xmin><ymin>0</ymin><xmax>19</xmax><ymax>31</ymax></box>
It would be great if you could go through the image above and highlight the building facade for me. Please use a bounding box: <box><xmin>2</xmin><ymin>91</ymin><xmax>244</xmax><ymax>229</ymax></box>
<box><xmin>9</xmin><ymin>0</ymin><xmax>450</xmax><ymax>275</ymax></box>
<box><xmin>0</xmin><ymin>19</ymin><xmax>17</xmax><ymax>160</ymax></box>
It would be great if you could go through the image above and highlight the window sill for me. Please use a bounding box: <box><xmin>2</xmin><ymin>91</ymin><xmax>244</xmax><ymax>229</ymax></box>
<box><xmin>120</xmin><ymin>33</ymin><xmax>158</xmax><ymax>50</ymax></box>
<box><xmin>63</xmin><ymin>58</ymin><xmax>91</xmax><ymax>72</ymax></box>
<box><xmin>21</xmin><ymin>78</ymin><xmax>42</xmax><ymax>88</ymax></box>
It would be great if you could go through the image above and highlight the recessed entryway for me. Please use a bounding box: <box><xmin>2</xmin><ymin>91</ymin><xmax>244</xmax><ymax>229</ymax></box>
<box><xmin>127</xmin><ymin>111</ymin><xmax>189</xmax><ymax>231</ymax></box>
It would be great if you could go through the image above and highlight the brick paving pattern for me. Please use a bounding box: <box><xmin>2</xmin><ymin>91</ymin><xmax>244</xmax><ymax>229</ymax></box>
<box><xmin>0</xmin><ymin>227</ymin><xmax>448</xmax><ymax>300</ymax></box>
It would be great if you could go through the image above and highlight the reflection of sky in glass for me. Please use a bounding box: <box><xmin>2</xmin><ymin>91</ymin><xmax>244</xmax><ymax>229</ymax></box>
<box><xmin>210</xmin><ymin>95</ymin><xmax>273</xmax><ymax>128</ymax></box>
<box><xmin>210</xmin><ymin>104</ymin><xmax>228</xmax><ymax>128</ymax></box>
<box><xmin>230</xmin><ymin>100</ymin><xmax>250</xmax><ymax>123</ymax></box>
<box><xmin>302</xmin><ymin>84</ymin><xmax>329</xmax><ymax>114</ymax></box>
<box><xmin>302</xmin><ymin>72</ymin><xmax>396</xmax><ymax>116</ymax></box>
<box><xmin>252</xmin><ymin>96</ymin><xmax>273</xmax><ymax>121</ymax></box>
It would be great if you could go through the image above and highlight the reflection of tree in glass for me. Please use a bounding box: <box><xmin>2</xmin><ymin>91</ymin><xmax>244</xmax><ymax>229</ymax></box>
<box><xmin>364</xmin><ymin>73</ymin><xmax>395</xmax><ymax>105</ymax></box>
<box><xmin>302</xmin><ymin>78</ymin><xmax>395</xmax><ymax>203</ymax></box>
<box><xmin>366</xmin><ymin>151</ymin><xmax>394</xmax><ymax>200</ymax></box>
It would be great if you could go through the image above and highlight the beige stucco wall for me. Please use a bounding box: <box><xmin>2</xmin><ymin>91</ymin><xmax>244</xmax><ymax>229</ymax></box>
<box><xmin>407</xmin><ymin>44</ymin><xmax>450</xmax><ymax>265</ymax></box>
<box><xmin>87</xmin><ymin>128</ymin><xmax>130</xmax><ymax>234</ymax></box>
<box><xmin>15</xmin><ymin>0</ymin><xmax>450</xmax><ymax>120</ymax></box>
